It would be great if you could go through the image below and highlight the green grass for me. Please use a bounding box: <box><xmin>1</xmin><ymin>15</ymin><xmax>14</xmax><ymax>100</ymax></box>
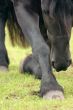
<box><xmin>0</xmin><ymin>29</ymin><xmax>73</xmax><ymax>110</ymax></box>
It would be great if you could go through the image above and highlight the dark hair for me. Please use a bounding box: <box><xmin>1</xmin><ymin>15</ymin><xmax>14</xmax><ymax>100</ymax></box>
<box><xmin>48</xmin><ymin>0</ymin><xmax>73</xmax><ymax>34</ymax></box>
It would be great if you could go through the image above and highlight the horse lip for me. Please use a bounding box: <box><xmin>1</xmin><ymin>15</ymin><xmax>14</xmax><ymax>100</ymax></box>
<box><xmin>56</xmin><ymin>68</ymin><xmax>67</xmax><ymax>72</ymax></box>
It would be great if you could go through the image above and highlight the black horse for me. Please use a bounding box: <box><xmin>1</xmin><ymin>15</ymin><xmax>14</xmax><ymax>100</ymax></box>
<box><xmin>0</xmin><ymin>0</ymin><xmax>73</xmax><ymax>99</ymax></box>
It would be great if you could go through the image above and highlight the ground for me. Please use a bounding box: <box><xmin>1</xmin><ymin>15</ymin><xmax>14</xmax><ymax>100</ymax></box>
<box><xmin>0</xmin><ymin>29</ymin><xmax>73</xmax><ymax>110</ymax></box>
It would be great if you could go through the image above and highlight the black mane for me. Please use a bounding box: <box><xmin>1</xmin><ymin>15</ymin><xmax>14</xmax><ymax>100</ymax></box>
<box><xmin>48</xmin><ymin>0</ymin><xmax>73</xmax><ymax>17</ymax></box>
<box><xmin>47</xmin><ymin>0</ymin><xmax>73</xmax><ymax>34</ymax></box>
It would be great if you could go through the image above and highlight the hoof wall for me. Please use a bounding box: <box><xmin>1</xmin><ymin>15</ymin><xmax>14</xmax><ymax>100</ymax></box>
<box><xmin>43</xmin><ymin>90</ymin><xmax>64</xmax><ymax>100</ymax></box>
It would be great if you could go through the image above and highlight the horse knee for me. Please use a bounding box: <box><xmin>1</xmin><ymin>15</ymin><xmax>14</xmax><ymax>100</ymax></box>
<box><xmin>34</xmin><ymin>44</ymin><xmax>50</xmax><ymax>59</ymax></box>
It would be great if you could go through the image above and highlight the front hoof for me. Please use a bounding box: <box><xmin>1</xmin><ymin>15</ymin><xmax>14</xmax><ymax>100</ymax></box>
<box><xmin>0</xmin><ymin>66</ymin><xmax>8</xmax><ymax>72</ymax></box>
<box><xmin>43</xmin><ymin>90</ymin><xmax>64</xmax><ymax>100</ymax></box>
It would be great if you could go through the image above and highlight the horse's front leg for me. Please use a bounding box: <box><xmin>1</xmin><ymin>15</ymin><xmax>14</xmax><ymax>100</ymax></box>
<box><xmin>14</xmin><ymin>2</ymin><xmax>64</xmax><ymax>99</ymax></box>
<box><xmin>0</xmin><ymin>12</ymin><xmax>9</xmax><ymax>71</ymax></box>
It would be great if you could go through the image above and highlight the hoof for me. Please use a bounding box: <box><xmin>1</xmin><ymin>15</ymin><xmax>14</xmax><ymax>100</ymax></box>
<box><xmin>0</xmin><ymin>66</ymin><xmax>8</xmax><ymax>72</ymax></box>
<box><xmin>43</xmin><ymin>90</ymin><xmax>64</xmax><ymax>100</ymax></box>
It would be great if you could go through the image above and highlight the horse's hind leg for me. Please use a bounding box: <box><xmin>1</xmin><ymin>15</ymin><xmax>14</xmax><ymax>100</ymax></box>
<box><xmin>14</xmin><ymin>2</ymin><xmax>64</xmax><ymax>99</ymax></box>
<box><xmin>0</xmin><ymin>11</ymin><xmax>9</xmax><ymax>71</ymax></box>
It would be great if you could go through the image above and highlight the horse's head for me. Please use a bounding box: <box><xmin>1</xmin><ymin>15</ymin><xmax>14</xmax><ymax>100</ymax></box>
<box><xmin>42</xmin><ymin>0</ymin><xmax>73</xmax><ymax>71</ymax></box>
